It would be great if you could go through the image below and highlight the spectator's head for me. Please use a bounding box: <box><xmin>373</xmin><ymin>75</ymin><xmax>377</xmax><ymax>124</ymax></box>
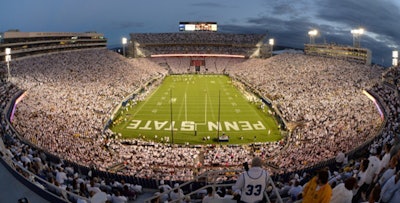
<box><xmin>207</xmin><ymin>187</ymin><xmax>213</xmax><ymax>195</ymax></box>
<box><xmin>184</xmin><ymin>195</ymin><xmax>191</xmax><ymax>202</ymax></box>
<box><xmin>384</xmin><ymin>143</ymin><xmax>392</xmax><ymax>153</ymax></box>
<box><xmin>389</xmin><ymin>156</ymin><xmax>398</xmax><ymax>168</ymax></box>
<box><xmin>173</xmin><ymin>183</ymin><xmax>179</xmax><ymax>192</ymax></box>
<box><xmin>251</xmin><ymin>156</ymin><xmax>263</xmax><ymax>167</ymax></box>
<box><xmin>317</xmin><ymin>170</ymin><xmax>329</xmax><ymax>185</ymax></box>
<box><xmin>344</xmin><ymin>177</ymin><xmax>357</xmax><ymax>190</ymax></box>
<box><xmin>361</xmin><ymin>159</ymin><xmax>369</xmax><ymax>171</ymax></box>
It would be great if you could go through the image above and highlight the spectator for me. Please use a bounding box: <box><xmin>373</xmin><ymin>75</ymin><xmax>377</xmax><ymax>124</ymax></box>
<box><xmin>232</xmin><ymin>156</ymin><xmax>269</xmax><ymax>203</ymax></box>
<box><xmin>169</xmin><ymin>183</ymin><xmax>184</xmax><ymax>203</ymax></box>
<box><xmin>330</xmin><ymin>177</ymin><xmax>357</xmax><ymax>203</ymax></box>
<box><xmin>300</xmin><ymin>170</ymin><xmax>332</xmax><ymax>203</ymax></box>
<box><xmin>380</xmin><ymin>170</ymin><xmax>400</xmax><ymax>203</ymax></box>
<box><xmin>287</xmin><ymin>180</ymin><xmax>302</xmax><ymax>202</ymax></box>
<box><xmin>202</xmin><ymin>187</ymin><xmax>220</xmax><ymax>203</ymax></box>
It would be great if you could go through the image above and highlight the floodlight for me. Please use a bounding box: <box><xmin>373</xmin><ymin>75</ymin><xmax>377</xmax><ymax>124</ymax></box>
<box><xmin>392</xmin><ymin>50</ymin><xmax>398</xmax><ymax>58</ymax></box>
<box><xmin>308</xmin><ymin>29</ymin><xmax>318</xmax><ymax>36</ymax></box>
<box><xmin>308</xmin><ymin>29</ymin><xmax>318</xmax><ymax>44</ymax></box>
<box><xmin>5</xmin><ymin>48</ymin><xmax>12</xmax><ymax>81</ymax></box>
<box><xmin>351</xmin><ymin>28</ymin><xmax>364</xmax><ymax>35</ymax></box>
<box><xmin>351</xmin><ymin>28</ymin><xmax>365</xmax><ymax>47</ymax></box>
<box><xmin>392</xmin><ymin>59</ymin><xmax>398</xmax><ymax>67</ymax></box>
<box><xmin>122</xmin><ymin>37</ymin><xmax>128</xmax><ymax>57</ymax></box>
<box><xmin>269</xmin><ymin>38</ymin><xmax>274</xmax><ymax>46</ymax></box>
<box><xmin>122</xmin><ymin>37</ymin><xmax>127</xmax><ymax>45</ymax></box>
<box><xmin>268</xmin><ymin>38</ymin><xmax>274</xmax><ymax>57</ymax></box>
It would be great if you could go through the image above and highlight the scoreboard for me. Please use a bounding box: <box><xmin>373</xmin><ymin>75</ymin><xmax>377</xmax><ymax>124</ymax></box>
<box><xmin>179</xmin><ymin>22</ymin><xmax>217</xmax><ymax>32</ymax></box>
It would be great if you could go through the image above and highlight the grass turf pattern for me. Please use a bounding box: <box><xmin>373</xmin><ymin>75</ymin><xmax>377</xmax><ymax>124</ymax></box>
<box><xmin>110</xmin><ymin>75</ymin><xmax>281</xmax><ymax>145</ymax></box>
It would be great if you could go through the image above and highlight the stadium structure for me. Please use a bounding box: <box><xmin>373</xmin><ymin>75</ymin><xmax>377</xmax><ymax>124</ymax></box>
<box><xmin>0</xmin><ymin>26</ymin><xmax>399</xmax><ymax>203</ymax></box>
<box><xmin>0</xmin><ymin>30</ymin><xmax>106</xmax><ymax>60</ymax></box>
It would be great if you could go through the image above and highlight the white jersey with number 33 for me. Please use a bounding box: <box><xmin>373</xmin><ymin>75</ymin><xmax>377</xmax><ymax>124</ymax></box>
<box><xmin>241</xmin><ymin>170</ymin><xmax>267</xmax><ymax>203</ymax></box>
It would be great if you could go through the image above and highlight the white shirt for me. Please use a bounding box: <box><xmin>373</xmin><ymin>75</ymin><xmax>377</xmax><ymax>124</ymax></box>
<box><xmin>232</xmin><ymin>167</ymin><xmax>269</xmax><ymax>203</ymax></box>
<box><xmin>56</xmin><ymin>171</ymin><xmax>68</xmax><ymax>185</ymax></box>
<box><xmin>365</xmin><ymin>155</ymin><xmax>380</xmax><ymax>184</ymax></box>
<box><xmin>170</xmin><ymin>189</ymin><xmax>184</xmax><ymax>203</ymax></box>
<box><xmin>335</xmin><ymin>152</ymin><xmax>345</xmax><ymax>163</ymax></box>
<box><xmin>379</xmin><ymin>153</ymin><xmax>390</xmax><ymax>172</ymax></box>
<box><xmin>202</xmin><ymin>193</ymin><xmax>221</xmax><ymax>203</ymax></box>
<box><xmin>111</xmin><ymin>195</ymin><xmax>127</xmax><ymax>203</ymax></box>
<box><xmin>330</xmin><ymin>183</ymin><xmax>352</xmax><ymax>203</ymax></box>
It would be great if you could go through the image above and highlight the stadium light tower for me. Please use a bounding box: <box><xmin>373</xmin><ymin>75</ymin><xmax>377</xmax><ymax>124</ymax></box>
<box><xmin>269</xmin><ymin>38</ymin><xmax>274</xmax><ymax>57</ymax></box>
<box><xmin>5</xmin><ymin>48</ymin><xmax>12</xmax><ymax>81</ymax></box>
<box><xmin>122</xmin><ymin>37</ymin><xmax>127</xmax><ymax>57</ymax></box>
<box><xmin>308</xmin><ymin>29</ymin><xmax>318</xmax><ymax>44</ymax></box>
<box><xmin>351</xmin><ymin>28</ymin><xmax>364</xmax><ymax>48</ymax></box>
<box><xmin>393</xmin><ymin>50</ymin><xmax>399</xmax><ymax>67</ymax></box>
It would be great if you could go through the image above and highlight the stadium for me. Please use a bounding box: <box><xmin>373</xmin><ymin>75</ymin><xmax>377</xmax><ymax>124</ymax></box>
<box><xmin>0</xmin><ymin>23</ymin><xmax>399</xmax><ymax>203</ymax></box>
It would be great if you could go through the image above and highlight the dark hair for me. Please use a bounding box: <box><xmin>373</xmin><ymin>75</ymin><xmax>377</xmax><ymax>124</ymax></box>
<box><xmin>344</xmin><ymin>177</ymin><xmax>357</xmax><ymax>190</ymax></box>
<box><xmin>317</xmin><ymin>170</ymin><xmax>329</xmax><ymax>184</ymax></box>
<box><xmin>361</xmin><ymin>159</ymin><xmax>369</xmax><ymax>171</ymax></box>
<box><xmin>385</xmin><ymin>143</ymin><xmax>392</xmax><ymax>151</ymax></box>
<box><xmin>207</xmin><ymin>187</ymin><xmax>213</xmax><ymax>194</ymax></box>
<box><xmin>243</xmin><ymin>162</ymin><xmax>249</xmax><ymax>171</ymax></box>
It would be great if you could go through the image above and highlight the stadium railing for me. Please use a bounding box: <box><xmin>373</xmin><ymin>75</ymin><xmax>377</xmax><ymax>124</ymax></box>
<box><xmin>144</xmin><ymin>169</ymin><xmax>283</xmax><ymax>203</ymax></box>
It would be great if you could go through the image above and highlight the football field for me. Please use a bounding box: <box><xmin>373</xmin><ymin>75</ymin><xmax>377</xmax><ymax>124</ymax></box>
<box><xmin>110</xmin><ymin>75</ymin><xmax>281</xmax><ymax>145</ymax></box>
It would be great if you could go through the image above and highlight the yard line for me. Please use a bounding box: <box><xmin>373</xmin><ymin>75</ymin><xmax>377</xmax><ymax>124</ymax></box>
<box><xmin>129</xmin><ymin>83</ymin><xmax>162</xmax><ymax>119</ymax></box>
<box><xmin>185</xmin><ymin>92</ymin><xmax>187</xmax><ymax>121</ymax></box>
<box><xmin>204</xmin><ymin>92</ymin><xmax>207</xmax><ymax>123</ymax></box>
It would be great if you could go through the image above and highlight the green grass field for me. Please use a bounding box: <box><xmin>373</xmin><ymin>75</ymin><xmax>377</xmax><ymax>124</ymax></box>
<box><xmin>110</xmin><ymin>75</ymin><xmax>282</xmax><ymax>145</ymax></box>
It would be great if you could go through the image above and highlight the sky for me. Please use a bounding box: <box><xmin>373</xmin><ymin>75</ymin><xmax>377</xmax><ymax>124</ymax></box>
<box><xmin>1</xmin><ymin>0</ymin><xmax>399</xmax><ymax>67</ymax></box>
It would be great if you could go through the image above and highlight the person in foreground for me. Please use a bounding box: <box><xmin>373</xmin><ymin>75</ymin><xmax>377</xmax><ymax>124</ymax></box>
<box><xmin>232</xmin><ymin>156</ymin><xmax>269</xmax><ymax>203</ymax></box>
<box><xmin>299</xmin><ymin>169</ymin><xmax>332</xmax><ymax>203</ymax></box>
<box><xmin>330</xmin><ymin>177</ymin><xmax>357</xmax><ymax>203</ymax></box>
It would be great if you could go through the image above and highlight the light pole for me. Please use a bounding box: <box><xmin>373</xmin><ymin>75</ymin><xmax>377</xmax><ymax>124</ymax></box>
<box><xmin>122</xmin><ymin>37</ymin><xmax>127</xmax><ymax>57</ymax></box>
<box><xmin>393</xmin><ymin>50</ymin><xmax>399</xmax><ymax>97</ymax></box>
<box><xmin>5</xmin><ymin>48</ymin><xmax>11</xmax><ymax>81</ymax></box>
<box><xmin>393</xmin><ymin>50</ymin><xmax>398</xmax><ymax>67</ymax></box>
<box><xmin>308</xmin><ymin>29</ymin><xmax>318</xmax><ymax>44</ymax></box>
<box><xmin>269</xmin><ymin>38</ymin><xmax>274</xmax><ymax>57</ymax></box>
<box><xmin>351</xmin><ymin>28</ymin><xmax>364</xmax><ymax>48</ymax></box>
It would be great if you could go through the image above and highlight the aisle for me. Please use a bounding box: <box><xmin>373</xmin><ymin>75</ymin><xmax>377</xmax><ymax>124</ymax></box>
<box><xmin>0</xmin><ymin>160</ymin><xmax>49</xmax><ymax>203</ymax></box>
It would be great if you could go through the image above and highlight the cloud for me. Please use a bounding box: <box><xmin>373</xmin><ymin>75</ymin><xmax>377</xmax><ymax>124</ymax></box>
<box><xmin>220</xmin><ymin>0</ymin><xmax>399</xmax><ymax>66</ymax></box>
<box><xmin>315</xmin><ymin>0</ymin><xmax>400</xmax><ymax>66</ymax></box>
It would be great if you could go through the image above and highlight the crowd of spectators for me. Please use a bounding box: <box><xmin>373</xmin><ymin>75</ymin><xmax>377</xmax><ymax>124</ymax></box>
<box><xmin>131</xmin><ymin>33</ymin><xmax>266</xmax><ymax>45</ymax></box>
<box><xmin>151</xmin><ymin>57</ymin><xmax>245</xmax><ymax>74</ymax></box>
<box><xmin>130</xmin><ymin>33</ymin><xmax>267</xmax><ymax>57</ymax></box>
<box><xmin>229</xmin><ymin>54</ymin><xmax>386</xmax><ymax>172</ymax></box>
<box><xmin>0</xmin><ymin>48</ymin><xmax>399</xmax><ymax>202</ymax></box>
<box><xmin>4</xmin><ymin>50</ymin><xmax>392</xmax><ymax>179</ymax></box>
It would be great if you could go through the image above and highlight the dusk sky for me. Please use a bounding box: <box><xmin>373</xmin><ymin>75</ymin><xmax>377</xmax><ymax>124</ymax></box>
<box><xmin>1</xmin><ymin>0</ymin><xmax>399</xmax><ymax>67</ymax></box>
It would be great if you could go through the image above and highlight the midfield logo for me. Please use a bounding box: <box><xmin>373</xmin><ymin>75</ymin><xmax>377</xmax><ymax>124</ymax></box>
<box><xmin>127</xmin><ymin>120</ymin><xmax>266</xmax><ymax>131</ymax></box>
